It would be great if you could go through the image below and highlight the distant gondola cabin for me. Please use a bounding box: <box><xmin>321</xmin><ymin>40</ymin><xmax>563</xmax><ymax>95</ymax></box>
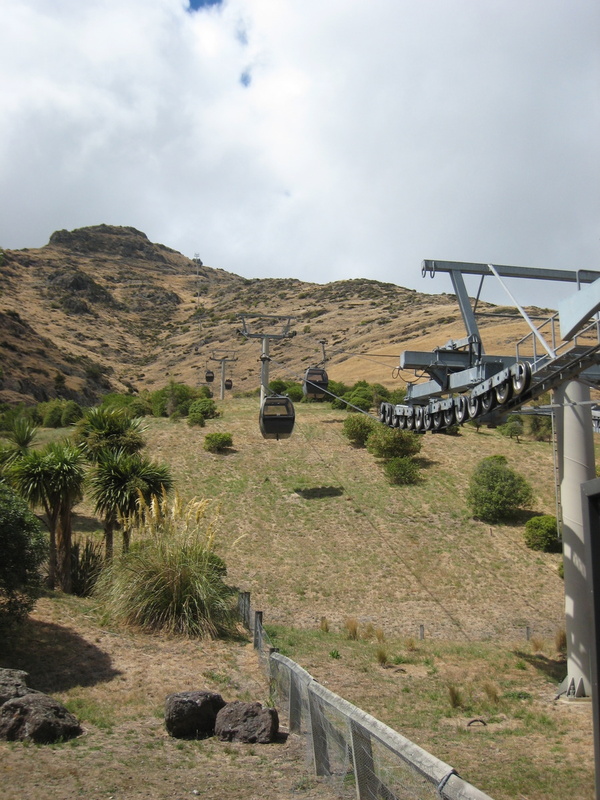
<box><xmin>205</xmin><ymin>370</ymin><xmax>215</xmax><ymax>383</ymax></box>
<box><xmin>303</xmin><ymin>367</ymin><xmax>329</xmax><ymax>399</ymax></box>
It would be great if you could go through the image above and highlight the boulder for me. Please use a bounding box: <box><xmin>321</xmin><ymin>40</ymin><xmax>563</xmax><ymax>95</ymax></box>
<box><xmin>0</xmin><ymin>693</ymin><xmax>82</xmax><ymax>743</ymax></box>
<box><xmin>215</xmin><ymin>701</ymin><xmax>279</xmax><ymax>743</ymax></box>
<box><xmin>164</xmin><ymin>691</ymin><xmax>226</xmax><ymax>739</ymax></box>
<box><xmin>0</xmin><ymin>669</ymin><xmax>33</xmax><ymax>706</ymax></box>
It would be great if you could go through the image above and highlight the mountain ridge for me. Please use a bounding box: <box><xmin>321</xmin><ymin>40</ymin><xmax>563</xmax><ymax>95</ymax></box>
<box><xmin>0</xmin><ymin>224</ymin><xmax>544</xmax><ymax>407</ymax></box>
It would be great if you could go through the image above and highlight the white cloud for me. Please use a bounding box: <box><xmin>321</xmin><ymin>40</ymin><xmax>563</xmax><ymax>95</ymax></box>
<box><xmin>0</xmin><ymin>0</ymin><xmax>598</xmax><ymax>309</ymax></box>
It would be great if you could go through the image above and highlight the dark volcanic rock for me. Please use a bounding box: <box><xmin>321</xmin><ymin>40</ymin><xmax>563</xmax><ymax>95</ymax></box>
<box><xmin>164</xmin><ymin>690</ymin><xmax>226</xmax><ymax>739</ymax></box>
<box><xmin>49</xmin><ymin>225</ymin><xmax>167</xmax><ymax>263</ymax></box>
<box><xmin>0</xmin><ymin>693</ymin><xmax>82</xmax><ymax>743</ymax></box>
<box><xmin>215</xmin><ymin>701</ymin><xmax>279</xmax><ymax>743</ymax></box>
<box><xmin>0</xmin><ymin>669</ymin><xmax>33</xmax><ymax>706</ymax></box>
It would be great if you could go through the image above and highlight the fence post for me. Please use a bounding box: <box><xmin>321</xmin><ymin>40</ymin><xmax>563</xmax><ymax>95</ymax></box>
<box><xmin>237</xmin><ymin>591</ymin><xmax>251</xmax><ymax>628</ymax></box>
<box><xmin>307</xmin><ymin>684</ymin><xmax>331</xmax><ymax>776</ymax></box>
<box><xmin>253</xmin><ymin>610</ymin><xmax>263</xmax><ymax>650</ymax></box>
<box><xmin>350</xmin><ymin>720</ymin><xmax>376</xmax><ymax>799</ymax></box>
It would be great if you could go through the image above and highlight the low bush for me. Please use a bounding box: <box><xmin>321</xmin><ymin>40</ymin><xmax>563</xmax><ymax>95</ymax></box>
<box><xmin>61</xmin><ymin>400</ymin><xmax>84</xmax><ymax>426</ymax></box>
<box><xmin>342</xmin><ymin>414</ymin><xmax>378</xmax><ymax>447</ymax></box>
<box><xmin>41</xmin><ymin>399</ymin><xmax>68</xmax><ymax>428</ymax></box>
<box><xmin>366</xmin><ymin>426</ymin><xmax>422</xmax><ymax>459</ymax></box>
<box><xmin>384</xmin><ymin>456</ymin><xmax>421</xmax><ymax>485</ymax></box>
<box><xmin>204</xmin><ymin>433</ymin><xmax>233</xmax><ymax>453</ymax></box>
<box><xmin>524</xmin><ymin>515</ymin><xmax>561</xmax><ymax>552</ymax></box>
<box><xmin>187</xmin><ymin>407</ymin><xmax>206</xmax><ymax>427</ymax></box>
<box><xmin>190</xmin><ymin>398</ymin><xmax>220</xmax><ymax>421</ymax></box>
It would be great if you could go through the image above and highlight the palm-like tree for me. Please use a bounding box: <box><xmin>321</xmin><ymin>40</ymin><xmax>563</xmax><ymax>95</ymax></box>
<box><xmin>87</xmin><ymin>450</ymin><xmax>173</xmax><ymax>559</ymax></box>
<box><xmin>10</xmin><ymin>441</ymin><xmax>85</xmax><ymax>592</ymax></box>
<box><xmin>73</xmin><ymin>407</ymin><xmax>146</xmax><ymax>461</ymax></box>
<box><xmin>0</xmin><ymin>417</ymin><xmax>39</xmax><ymax>474</ymax></box>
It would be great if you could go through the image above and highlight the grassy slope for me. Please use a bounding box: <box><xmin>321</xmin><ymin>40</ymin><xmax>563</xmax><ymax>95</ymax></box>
<box><xmin>145</xmin><ymin>399</ymin><xmax>564</xmax><ymax>642</ymax></box>
<box><xmin>142</xmin><ymin>399</ymin><xmax>591</xmax><ymax>799</ymax></box>
<box><xmin>4</xmin><ymin>398</ymin><xmax>594</xmax><ymax>800</ymax></box>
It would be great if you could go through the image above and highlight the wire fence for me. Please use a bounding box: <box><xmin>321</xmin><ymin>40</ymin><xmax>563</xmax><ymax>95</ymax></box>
<box><xmin>237</xmin><ymin>592</ymin><xmax>495</xmax><ymax>800</ymax></box>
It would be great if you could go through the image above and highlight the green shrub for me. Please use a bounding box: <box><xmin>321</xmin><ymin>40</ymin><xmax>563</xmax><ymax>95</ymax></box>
<box><xmin>94</xmin><ymin>496</ymin><xmax>236</xmax><ymax>638</ymax></box>
<box><xmin>283</xmin><ymin>383</ymin><xmax>303</xmax><ymax>402</ymax></box>
<box><xmin>529</xmin><ymin>414</ymin><xmax>553</xmax><ymax>442</ymax></box>
<box><xmin>41</xmin><ymin>399</ymin><xmax>67</xmax><ymax>428</ymax></box>
<box><xmin>204</xmin><ymin>433</ymin><xmax>233</xmax><ymax>453</ymax></box>
<box><xmin>524</xmin><ymin>515</ymin><xmax>561</xmax><ymax>552</ymax></box>
<box><xmin>467</xmin><ymin>455</ymin><xmax>534</xmax><ymax>523</ymax></box>
<box><xmin>0</xmin><ymin>483</ymin><xmax>48</xmax><ymax>625</ymax></box>
<box><xmin>268</xmin><ymin>379</ymin><xmax>287</xmax><ymax>395</ymax></box>
<box><xmin>128</xmin><ymin>397</ymin><xmax>152</xmax><ymax>417</ymax></box>
<box><xmin>366</xmin><ymin>426</ymin><xmax>422</xmax><ymax>459</ymax></box>
<box><xmin>61</xmin><ymin>400</ymin><xmax>83</xmax><ymax>426</ymax></box>
<box><xmin>190</xmin><ymin>398</ymin><xmax>220</xmax><ymax>421</ymax></box>
<box><xmin>187</xmin><ymin>407</ymin><xmax>206</xmax><ymax>427</ymax></box>
<box><xmin>342</xmin><ymin>415</ymin><xmax>378</xmax><ymax>447</ymax></box>
<box><xmin>384</xmin><ymin>456</ymin><xmax>421</xmax><ymax>485</ymax></box>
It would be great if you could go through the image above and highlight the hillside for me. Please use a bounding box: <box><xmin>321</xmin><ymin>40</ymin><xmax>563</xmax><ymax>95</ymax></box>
<box><xmin>0</xmin><ymin>224</ymin><xmax>548</xmax><ymax>407</ymax></box>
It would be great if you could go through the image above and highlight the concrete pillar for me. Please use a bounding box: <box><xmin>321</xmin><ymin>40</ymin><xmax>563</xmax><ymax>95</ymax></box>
<box><xmin>556</xmin><ymin>380</ymin><xmax>596</xmax><ymax>696</ymax></box>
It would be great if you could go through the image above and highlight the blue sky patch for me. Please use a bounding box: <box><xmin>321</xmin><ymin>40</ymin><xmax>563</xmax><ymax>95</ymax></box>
<box><xmin>239</xmin><ymin>70</ymin><xmax>252</xmax><ymax>88</ymax></box>
<box><xmin>188</xmin><ymin>0</ymin><xmax>222</xmax><ymax>12</ymax></box>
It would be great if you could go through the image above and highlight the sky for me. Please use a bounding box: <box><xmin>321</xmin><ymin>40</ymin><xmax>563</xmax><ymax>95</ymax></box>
<box><xmin>1</xmin><ymin>0</ymin><xmax>598</xmax><ymax>309</ymax></box>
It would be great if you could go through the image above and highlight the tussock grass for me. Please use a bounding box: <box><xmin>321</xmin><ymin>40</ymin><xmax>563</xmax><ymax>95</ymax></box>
<box><xmin>94</xmin><ymin>494</ymin><xmax>237</xmax><ymax>638</ymax></box>
<box><xmin>345</xmin><ymin>617</ymin><xmax>359</xmax><ymax>640</ymax></box>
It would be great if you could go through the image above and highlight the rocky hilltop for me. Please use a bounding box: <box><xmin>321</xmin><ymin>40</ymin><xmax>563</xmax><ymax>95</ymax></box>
<box><xmin>0</xmin><ymin>225</ymin><xmax>538</xmax><ymax>406</ymax></box>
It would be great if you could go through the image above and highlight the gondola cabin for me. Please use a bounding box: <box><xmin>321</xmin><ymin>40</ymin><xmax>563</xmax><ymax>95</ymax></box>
<box><xmin>205</xmin><ymin>369</ymin><xmax>215</xmax><ymax>383</ymax></box>
<box><xmin>225</xmin><ymin>379</ymin><xmax>233</xmax><ymax>390</ymax></box>
<box><xmin>303</xmin><ymin>367</ymin><xmax>329</xmax><ymax>399</ymax></box>
<box><xmin>259</xmin><ymin>396</ymin><xmax>295</xmax><ymax>440</ymax></box>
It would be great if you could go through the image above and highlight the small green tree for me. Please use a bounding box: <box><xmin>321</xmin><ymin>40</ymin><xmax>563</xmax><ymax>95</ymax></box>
<box><xmin>0</xmin><ymin>483</ymin><xmax>47</xmax><ymax>626</ymax></box>
<box><xmin>87</xmin><ymin>450</ymin><xmax>173</xmax><ymax>558</ymax></box>
<box><xmin>524</xmin><ymin>515</ymin><xmax>561</xmax><ymax>552</ymax></box>
<box><xmin>73</xmin><ymin>407</ymin><xmax>146</xmax><ymax>460</ymax></box>
<box><xmin>342</xmin><ymin>415</ymin><xmax>378</xmax><ymax>447</ymax></box>
<box><xmin>10</xmin><ymin>441</ymin><xmax>85</xmax><ymax>592</ymax></box>
<box><xmin>467</xmin><ymin>455</ymin><xmax>534</xmax><ymax>523</ymax></box>
<box><xmin>499</xmin><ymin>415</ymin><xmax>524</xmax><ymax>442</ymax></box>
<box><xmin>366</xmin><ymin>426</ymin><xmax>422</xmax><ymax>459</ymax></box>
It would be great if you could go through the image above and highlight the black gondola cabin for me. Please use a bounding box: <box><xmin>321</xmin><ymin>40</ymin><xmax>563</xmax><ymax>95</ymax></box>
<box><xmin>303</xmin><ymin>367</ymin><xmax>329</xmax><ymax>399</ymax></box>
<box><xmin>260</xmin><ymin>396</ymin><xmax>295</xmax><ymax>440</ymax></box>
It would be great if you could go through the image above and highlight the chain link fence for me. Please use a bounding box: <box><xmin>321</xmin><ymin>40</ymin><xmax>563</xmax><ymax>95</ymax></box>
<box><xmin>237</xmin><ymin>592</ymin><xmax>495</xmax><ymax>800</ymax></box>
